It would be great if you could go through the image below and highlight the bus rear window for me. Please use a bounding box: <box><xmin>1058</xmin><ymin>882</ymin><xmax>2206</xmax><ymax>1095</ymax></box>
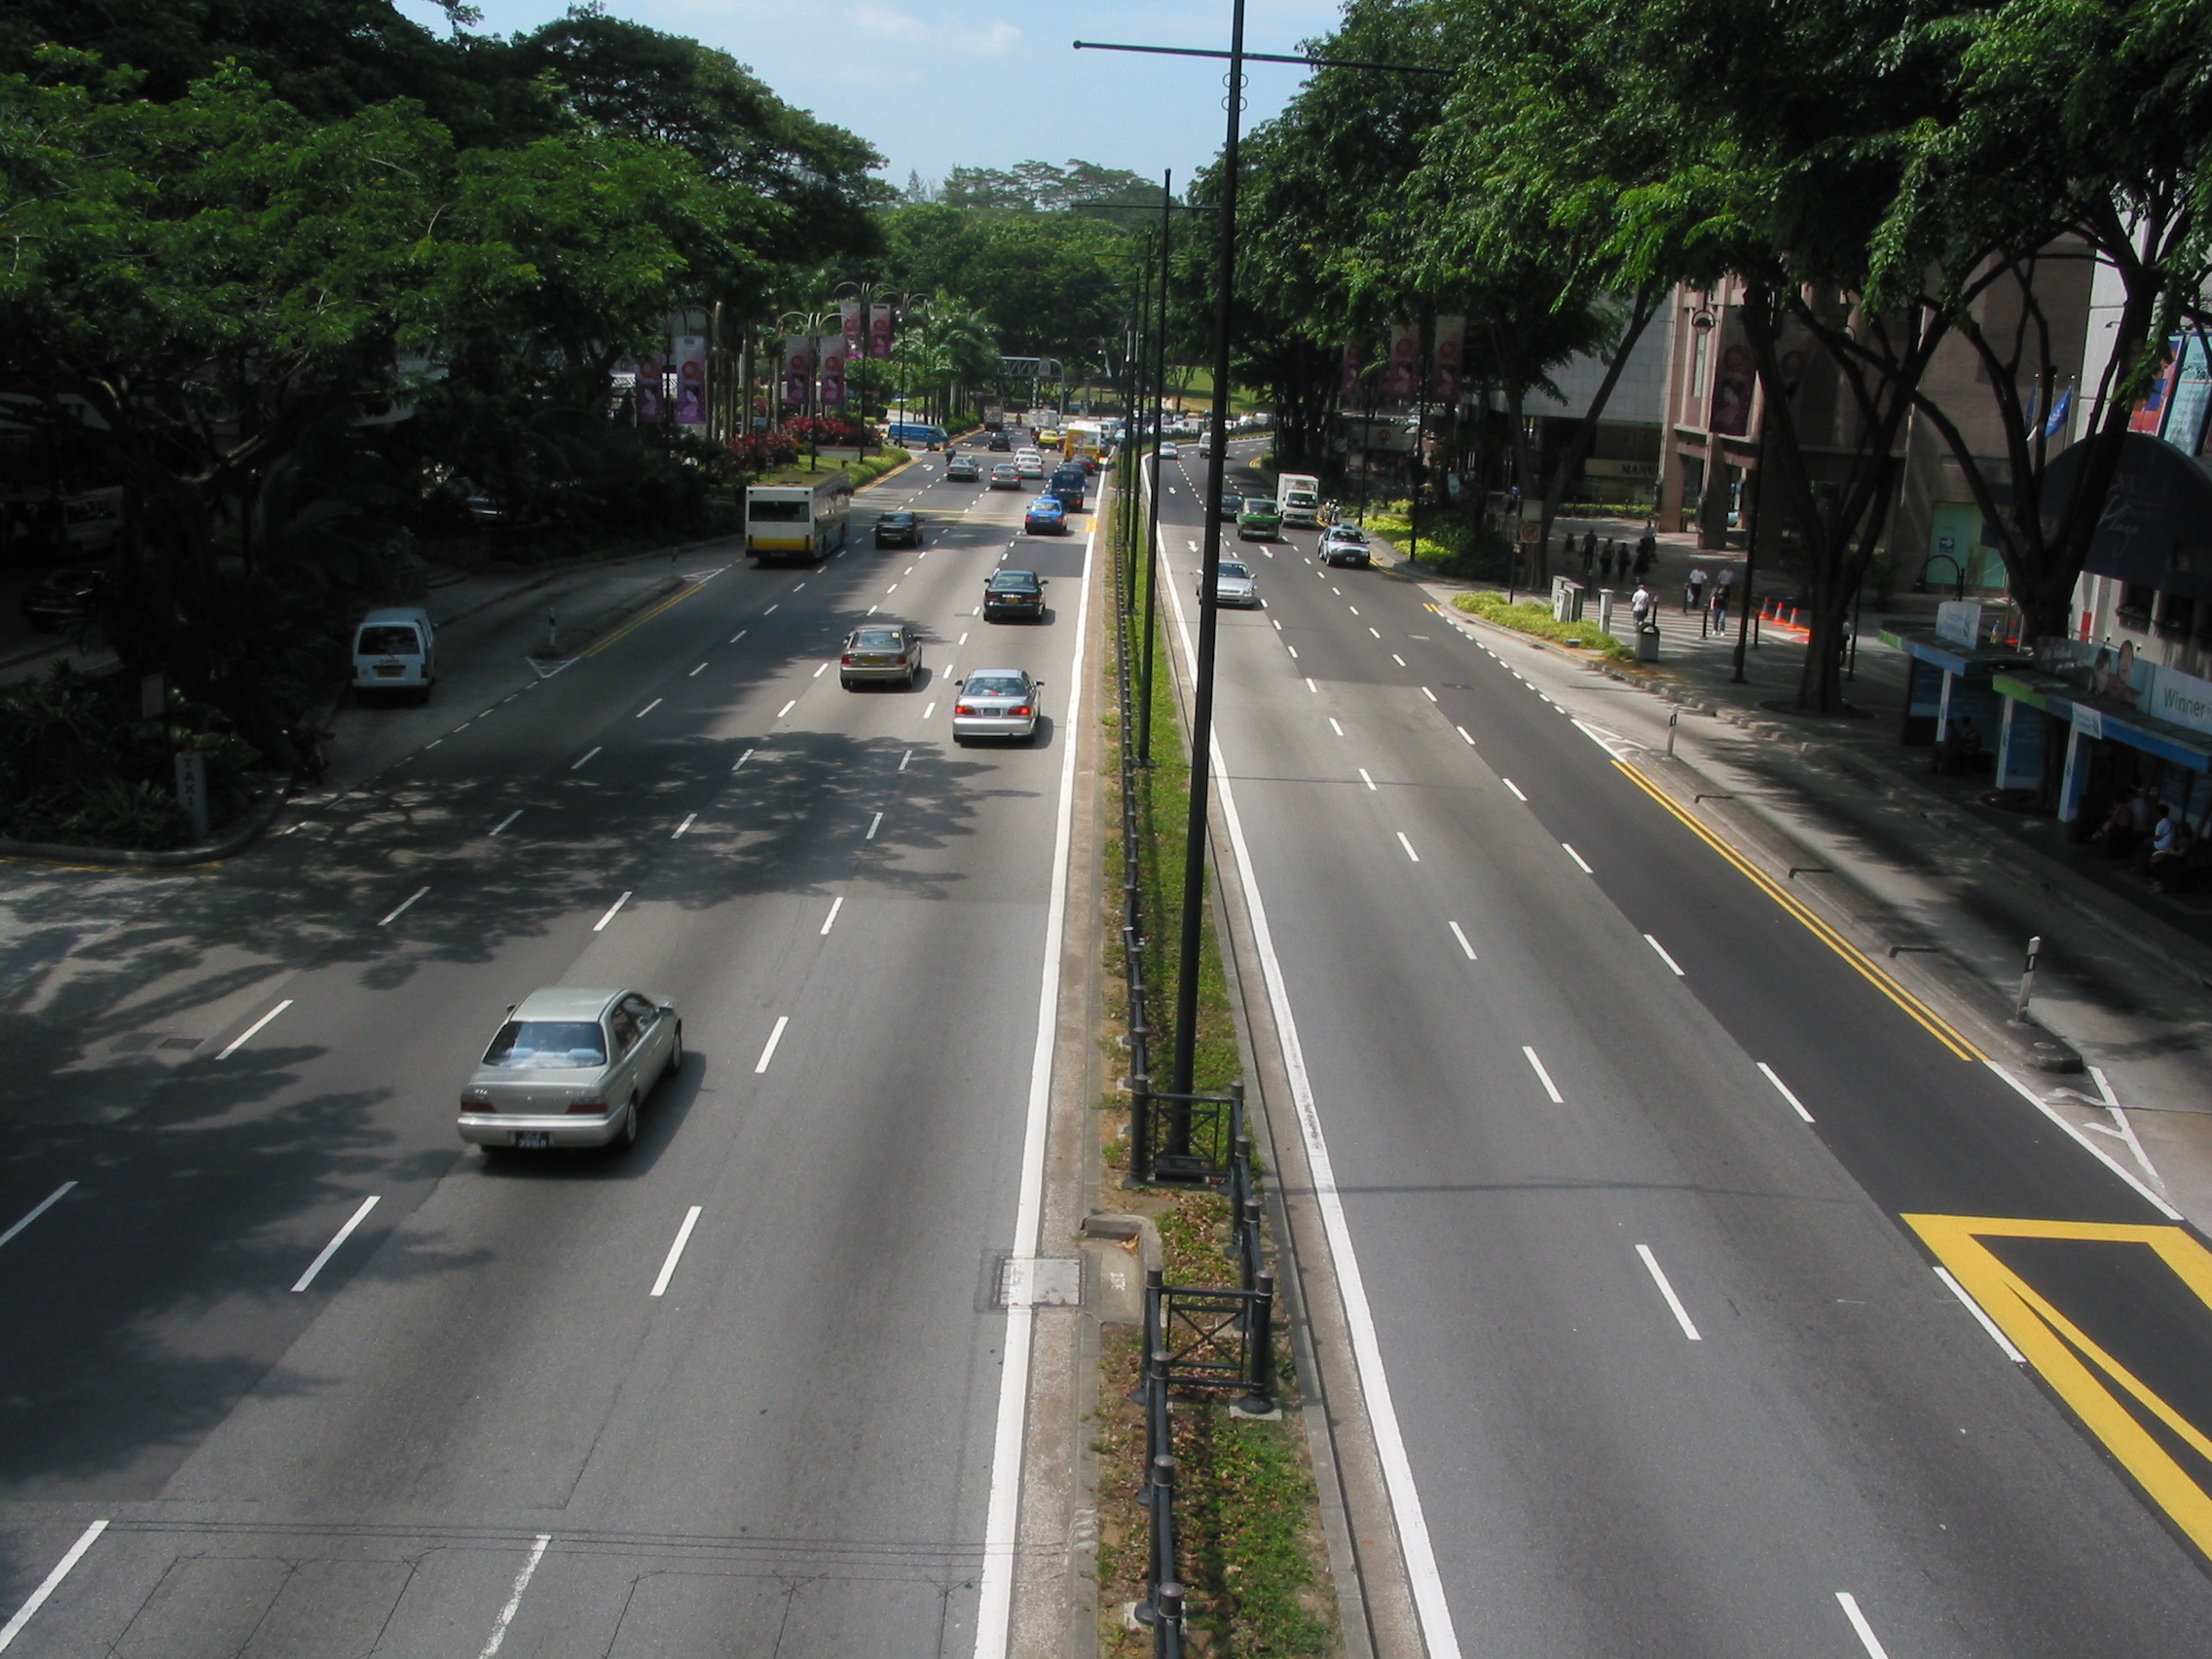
<box><xmin>750</xmin><ymin>500</ymin><xmax>807</xmax><ymax>522</ymax></box>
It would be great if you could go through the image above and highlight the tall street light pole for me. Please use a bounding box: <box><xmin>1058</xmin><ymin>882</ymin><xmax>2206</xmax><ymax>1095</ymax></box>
<box><xmin>1138</xmin><ymin>175</ymin><xmax>1174</xmax><ymax>768</ymax></box>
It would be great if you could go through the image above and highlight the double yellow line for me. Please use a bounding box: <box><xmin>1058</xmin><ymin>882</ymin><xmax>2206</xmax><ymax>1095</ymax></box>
<box><xmin>1612</xmin><ymin>758</ymin><xmax>1984</xmax><ymax>1060</ymax></box>
<box><xmin>583</xmin><ymin>576</ymin><xmax>716</xmax><ymax>658</ymax></box>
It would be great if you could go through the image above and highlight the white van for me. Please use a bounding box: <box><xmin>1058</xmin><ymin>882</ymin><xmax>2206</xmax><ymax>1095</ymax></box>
<box><xmin>352</xmin><ymin>606</ymin><xmax>436</xmax><ymax>700</ymax></box>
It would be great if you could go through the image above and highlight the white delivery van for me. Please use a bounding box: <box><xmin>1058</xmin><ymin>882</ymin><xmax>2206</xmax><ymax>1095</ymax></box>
<box><xmin>1277</xmin><ymin>473</ymin><xmax>1322</xmax><ymax>527</ymax></box>
<box><xmin>352</xmin><ymin>607</ymin><xmax>437</xmax><ymax>701</ymax></box>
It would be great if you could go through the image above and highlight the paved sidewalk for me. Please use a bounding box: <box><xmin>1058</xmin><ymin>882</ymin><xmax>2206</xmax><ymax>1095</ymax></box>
<box><xmin>1354</xmin><ymin>524</ymin><xmax>2212</xmax><ymax>1232</ymax></box>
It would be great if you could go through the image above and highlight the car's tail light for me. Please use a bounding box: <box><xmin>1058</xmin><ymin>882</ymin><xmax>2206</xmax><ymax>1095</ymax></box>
<box><xmin>894</xmin><ymin>654</ymin><xmax>908</xmax><ymax>664</ymax></box>
<box><xmin>567</xmin><ymin>1096</ymin><xmax>608</xmax><ymax>1115</ymax></box>
<box><xmin>461</xmin><ymin>1089</ymin><xmax>492</xmax><ymax>1110</ymax></box>
<box><xmin>955</xmin><ymin>704</ymin><xmax>977</xmax><ymax>717</ymax></box>
<box><xmin>1012</xmin><ymin>706</ymin><xmax>1032</xmax><ymax>718</ymax></box>
<box><xmin>841</xmin><ymin>653</ymin><xmax>855</xmax><ymax>665</ymax></box>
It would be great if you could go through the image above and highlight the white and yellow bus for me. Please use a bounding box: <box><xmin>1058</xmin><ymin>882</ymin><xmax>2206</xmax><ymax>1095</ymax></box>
<box><xmin>745</xmin><ymin>473</ymin><xmax>852</xmax><ymax>563</ymax></box>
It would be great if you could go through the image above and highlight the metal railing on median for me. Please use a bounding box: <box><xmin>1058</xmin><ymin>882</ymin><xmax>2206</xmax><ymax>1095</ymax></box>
<box><xmin>1111</xmin><ymin>456</ymin><xmax>1279</xmax><ymax>1654</ymax></box>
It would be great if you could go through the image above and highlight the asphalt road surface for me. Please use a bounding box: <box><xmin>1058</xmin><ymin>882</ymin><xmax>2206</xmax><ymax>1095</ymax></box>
<box><xmin>1152</xmin><ymin>441</ymin><xmax>2212</xmax><ymax>1659</ymax></box>
<box><xmin>0</xmin><ymin>454</ymin><xmax>1088</xmax><ymax>1656</ymax></box>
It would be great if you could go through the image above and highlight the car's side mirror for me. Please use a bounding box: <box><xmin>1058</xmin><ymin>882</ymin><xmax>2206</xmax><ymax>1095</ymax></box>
<box><xmin>658</xmin><ymin>1005</ymin><xmax>677</xmax><ymax>1018</ymax></box>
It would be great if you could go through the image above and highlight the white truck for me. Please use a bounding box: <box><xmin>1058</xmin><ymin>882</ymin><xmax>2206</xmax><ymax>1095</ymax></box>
<box><xmin>1276</xmin><ymin>472</ymin><xmax>1322</xmax><ymax>527</ymax></box>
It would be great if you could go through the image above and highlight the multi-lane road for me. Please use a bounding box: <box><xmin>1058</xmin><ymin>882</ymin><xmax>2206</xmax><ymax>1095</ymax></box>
<box><xmin>1151</xmin><ymin>440</ymin><xmax>2212</xmax><ymax>1658</ymax></box>
<box><xmin>0</xmin><ymin>455</ymin><xmax>1087</xmax><ymax>1656</ymax></box>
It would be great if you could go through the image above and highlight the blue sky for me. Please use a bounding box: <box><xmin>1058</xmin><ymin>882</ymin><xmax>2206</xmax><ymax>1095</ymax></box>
<box><xmin>396</xmin><ymin>0</ymin><xmax>1346</xmax><ymax>191</ymax></box>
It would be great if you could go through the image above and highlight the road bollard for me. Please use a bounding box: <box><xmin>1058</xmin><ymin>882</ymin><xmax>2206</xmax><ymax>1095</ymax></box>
<box><xmin>2013</xmin><ymin>935</ymin><xmax>2042</xmax><ymax>1023</ymax></box>
<box><xmin>1239</xmin><ymin>1270</ymin><xmax>1278</xmax><ymax>1416</ymax></box>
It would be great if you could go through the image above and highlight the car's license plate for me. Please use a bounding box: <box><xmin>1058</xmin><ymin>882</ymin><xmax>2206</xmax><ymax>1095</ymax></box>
<box><xmin>375</xmin><ymin>664</ymin><xmax>405</xmax><ymax>678</ymax></box>
<box><xmin>861</xmin><ymin>655</ymin><xmax>889</xmax><ymax>665</ymax></box>
<box><xmin>514</xmin><ymin>1130</ymin><xmax>551</xmax><ymax>1149</ymax></box>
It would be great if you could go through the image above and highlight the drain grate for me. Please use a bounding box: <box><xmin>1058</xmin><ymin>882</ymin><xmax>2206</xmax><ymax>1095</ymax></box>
<box><xmin>158</xmin><ymin>1036</ymin><xmax>203</xmax><ymax>1051</ymax></box>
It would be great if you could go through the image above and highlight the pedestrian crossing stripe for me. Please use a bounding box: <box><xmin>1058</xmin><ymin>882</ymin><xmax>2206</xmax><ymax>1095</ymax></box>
<box><xmin>1906</xmin><ymin>1214</ymin><xmax>2212</xmax><ymax>1558</ymax></box>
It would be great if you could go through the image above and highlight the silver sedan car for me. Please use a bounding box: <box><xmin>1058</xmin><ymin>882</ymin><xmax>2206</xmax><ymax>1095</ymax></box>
<box><xmin>840</xmin><ymin>621</ymin><xmax>922</xmax><ymax>688</ymax></box>
<box><xmin>458</xmin><ymin>986</ymin><xmax>682</xmax><ymax>1152</ymax></box>
<box><xmin>951</xmin><ymin>668</ymin><xmax>1042</xmax><ymax>744</ymax></box>
<box><xmin>1197</xmin><ymin>559</ymin><xmax>1261</xmax><ymax>608</ymax></box>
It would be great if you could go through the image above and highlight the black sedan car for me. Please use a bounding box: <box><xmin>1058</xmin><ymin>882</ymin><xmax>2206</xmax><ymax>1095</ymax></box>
<box><xmin>18</xmin><ymin>565</ymin><xmax>112</xmax><ymax>631</ymax></box>
<box><xmin>986</xmin><ymin>432</ymin><xmax>1013</xmax><ymax>452</ymax></box>
<box><xmin>873</xmin><ymin>510</ymin><xmax>923</xmax><ymax>549</ymax></box>
<box><xmin>981</xmin><ymin>568</ymin><xmax>1047</xmax><ymax>622</ymax></box>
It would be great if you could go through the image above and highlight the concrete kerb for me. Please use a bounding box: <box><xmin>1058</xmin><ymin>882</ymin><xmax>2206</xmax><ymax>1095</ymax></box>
<box><xmin>0</xmin><ymin>785</ymin><xmax>288</xmax><ymax>869</ymax></box>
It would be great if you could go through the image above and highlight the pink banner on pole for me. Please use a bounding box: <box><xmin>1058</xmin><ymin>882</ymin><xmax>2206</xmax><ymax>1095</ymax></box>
<box><xmin>1431</xmin><ymin>315</ymin><xmax>1465</xmax><ymax>404</ymax></box>
<box><xmin>672</xmin><ymin>334</ymin><xmax>707</xmax><ymax>425</ymax></box>
<box><xmin>820</xmin><ymin>338</ymin><xmax>847</xmax><ymax>407</ymax></box>
<box><xmin>782</xmin><ymin>337</ymin><xmax>814</xmax><ymax>407</ymax></box>
<box><xmin>637</xmin><ymin>351</ymin><xmax>665</xmax><ymax>424</ymax></box>
<box><xmin>869</xmin><ymin>304</ymin><xmax>894</xmax><ymax>360</ymax></box>
<box><xmin>840</xmin><ymin>301</ymin><xmax>864</xmax><ymax>359</ymax></box>
<box><xmin>1382</xmin><ymin>323</ymin><xmax>1419</xmax><ymax>403</ymax></box>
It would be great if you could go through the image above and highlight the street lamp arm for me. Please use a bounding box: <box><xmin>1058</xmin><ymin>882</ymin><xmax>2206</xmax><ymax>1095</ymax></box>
<box><xmin>1073</xmin><ymin>39</ymin><xmax>1456</xmax><ymax>75</ymax></box>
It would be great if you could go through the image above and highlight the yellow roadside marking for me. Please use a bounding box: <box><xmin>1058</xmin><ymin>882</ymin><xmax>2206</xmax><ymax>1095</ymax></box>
<box><xmin>1611</xmin><ymin>757</ymin><xmax>1983</xmax><ymax>1060</ymax></box>
<box><xmin>583</xmin><ymin>577</ymin><xmax>714</xmax><ymax>658</ymax></box>
<box><xmin>1907</xmin><ymin>1214</ymin><xmax>2212</xmax><ymax>1556</ymax></box>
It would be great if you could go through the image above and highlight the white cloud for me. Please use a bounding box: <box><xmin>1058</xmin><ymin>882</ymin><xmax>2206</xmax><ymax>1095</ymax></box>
<box><xmin>849</xmin><ymin>2</ymin><xmax>1021</xmax><ymax>55</ymax></box>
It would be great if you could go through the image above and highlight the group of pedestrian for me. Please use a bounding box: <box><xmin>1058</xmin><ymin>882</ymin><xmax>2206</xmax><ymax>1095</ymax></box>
<box><xmin>1682</xmin><ymin>563</ymin><xmax>1738</xmax><ymax>631</ymax></box>
<box><xmin>1571</xmin><ymin>529</ymin><xmax>1657</xmax><ymax>584</ymax></box>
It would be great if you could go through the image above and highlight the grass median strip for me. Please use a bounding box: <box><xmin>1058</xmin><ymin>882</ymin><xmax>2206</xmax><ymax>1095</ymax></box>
<box><xmin>1453</xmin><ymin>589</ymin><xmax>1634</xmax><ymax>660</ymax></box>
<box><xmin>1091</xmin><ymin>469</ymin><xmax>1339</xmax><ymax>1658</ymax></box>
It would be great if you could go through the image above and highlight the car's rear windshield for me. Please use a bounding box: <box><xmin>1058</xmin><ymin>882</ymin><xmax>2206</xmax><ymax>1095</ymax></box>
<box><xmin>750</xmin><ymin>499</ymin><xmax>807</xmax><ymax>521</ymax></box>
<box><xmin>967</xmin><ymin>676</ymin><xmax>1027</xmax><ymax>696</ymax></box>
<box><xmin>852</xmin><ymin>628</ymin><xmax>904</xmax><ymax>648</ymax></box>
<box><xmin>878</xmin><ymin>512</ymin><xmax>915</xmax><ymax>525</ymax></box>
<box><xmin>482</xmin><ymin>1020</ymin><xmax>607</xmax><ymax>1069</ymax></box>
<box><xmin>989</xmin><ymin>572</ymin><xmax>1040</xmax><ymax>590</ymax></box>
<box><xmin>356</xmin><ymin>625</ymin><xmax>420</xmax><ymax>655</ymax></box>
<box><xmin>1332</xmin><ymin>529</ymin><xmax>1368</xmax><ymax>542</ymax></box>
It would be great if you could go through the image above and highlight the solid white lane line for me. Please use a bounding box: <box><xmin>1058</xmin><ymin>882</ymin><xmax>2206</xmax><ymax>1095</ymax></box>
<box><xmin>571</xmin><ymin>746</ymin><xmax>601</xmax><ymax>770</ymax></box>
<box><xmin>821</xmin><ymin>896</ymin><xmax>845</xmax><ymax>935</ymax></box>
<box><xmin>1987</xmin><ymin>1062</ymin><xmax>2183</xmax><ymax>1218</ymax></box>
<box><xmin>923</xmin><ymin>700</ymin><xmax>937</xmax><ymax>719</ymax></box>
<box><xmin>1358</xmin><ymin>768</ymin><xmax>1378</xmax><ymax>792</ymax></box>
<box><xmin>1643</xmin><ymin>934</ymin><xmax>1685</xmax><ymax>976</ymax></box>
<box><xmin>1636</xmin><ymin>1244</ymin><xmax>1702</xmax><ymax>1340</ymax></box>
<box><xmin>732</xmin><ymin>747</ymin><xmax>755</xmax><ymax>771</ymax></box>
<box><xmin>1757</xmin><ymin>1062</ymin><xmax>1815</xmax><ymax>1123</ymax></box>
<box><xmin>866</xmin><ymin>812</ymin><xmax>883</xmax><ymax>839</ymax></box>
<box><xmin>1419</xmin><ymin>684</ymin><xmax>1436</xmax><ymax>701</ymax></box>
<box><xmin>1449</xmin><ymin>922</ymin><xmax>1477</xmax><ymax>961</ymax></box>
<box><xmin>673</xmin><ymin>813</ymin><xmax>696</xmax><ymax>838</ymax></box>
<box><xmin>0</xmin><ymin>1519</ymin><xmax>109</xmax><ymax>1654</ymax></box>
<box><xmin>215</xmin><ymin>999</ymin><xmax>294</xmax><ymax>1060</ymax></box>
<box><xmin>649</xmin><ymin>1207</ymin><xmax>703</xmax><ymax>1298</ymax></box>
<box><xmin>689</xmin><ymin>662</ymin><xmax>707</xmax><ymax>676</ymax></box>
<box><xmin>1523</xmin><ymin>1046</ymin><xmax>1565</xmax><ymax>1102</ymax></box>
<box><xmin>900</xmin><ymin>749</ymin><xmax>913</xmax><ymax>771</ymax></box>
<box><xmin>1934</xmin><ymin>1266</ymin><xmax>2028</xmax><ymax>1362</ymax></box>
<box><xmin>292</xmin><ymin>1195</ymin><xmax>380</xmax><ymax>1292</ymax></box>
<box><xmin>1456</xmin><ymin>725</ymin><xmax>1474</xmax><ymax>745</ymax></box>
<box><xmin>637</xmin><ymin>698</ymin><xmax>662</xmax><ymax>718</ymax></box>
<box><xmin>1329</xmin><ymin>718</ymin><xmax>1344</xmax><ymax>736</ymax></box>
<box><xmin>490</xmin><ymin>810</ymin><xmax>523</xmax><ymax>836</ymax></box>
<box><xmin>776</xmin><ymin>699</ymin><xmax>797</xmax><ymax>719</ymax></box>
<box><xmin>1396</xmin><ymin>831</ymin><xmax>1419</xmax><ymax>862</ymax></box>
<box><xmin>1502</xmin><ymin>778</ymin><xmax>1527</xmax><ymax>800</ymax></box>
<box><xmin>755</xmin><ymin>1015</ymin><xmax>790</xmax><ymax>1074</ymax></box>
<box><xmin>378</xmin><ymin>886</ymin><xmax>429</xmax><ymax>927</ymax></box>
<box><xmin>1562</xmin><ymin>842</ymin><xmax>1594</xmax><ymax>874</ymax></box>
<box><xmin>0</xmin><ymin>1183</ymin><xmax>76</xmax><ymax>1252</ymax></box>
<box><xmin>476</xmin><ymin>1533</ymin><xmax>551</xmax><ymax>1659</ymax></box>
<box><xmin>973</xmin><ymin>517</ymin><xmax>1093</xmax><ymax>1659</ymax></box>
<box><xmin>1834</xmin><ymin>1595</ymin><xmax>1894</xmax><ymax>1659</ymax></box>
<box><xmin>813</xmin><ymin>661</ymin><xmax>830</xmax><ymax>678</ymax></box>
<box><xmin>593</xmin><ymin>891</ymin><xmax>631</xmax><ymax>931</ymax></box>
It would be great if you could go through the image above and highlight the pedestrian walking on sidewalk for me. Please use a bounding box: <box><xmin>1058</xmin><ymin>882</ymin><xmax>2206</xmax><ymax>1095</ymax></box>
<box><xmin>1581</xmin><ymin>536</ymin><xmax>1595</xmax><ymax>578</ymax></box>
<box><xmin>1631</xmin><ymin>580</ymin><xmax>1655</xmax><ymax>630</ymax></box>
<box><xmin>1583</xmin><ymin>530</ymin><xmax>1598</xmax><ymax>570</ymax></box>
<box><xmin>1712</xmin><ymin>566</ymin><xmax>1734</xmax><ymax>632</ymax></box>
<box><xmin>1633</xmin><ymin>538</ymin><xmax>1655</xmax><ymax>578</ymax></box>
<box><xmin>1684</xmin><ymin>565</ymin><xmax>1709</xmax><ymax>613</ymax></box>
<box><xmin>1600</xmin><ymin>544</ymin><xmax>1615</xmax><ymax>580</ymax></box>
